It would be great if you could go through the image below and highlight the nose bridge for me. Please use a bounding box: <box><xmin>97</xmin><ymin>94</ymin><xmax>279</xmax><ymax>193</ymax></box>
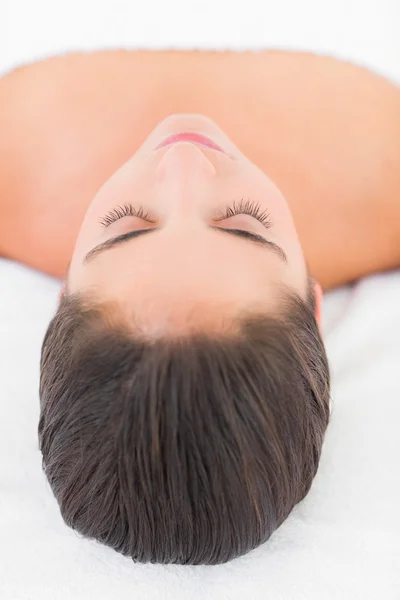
<box><xmin>155</xmin><ymin>143</ymin><xmax>216</xmax><ymax>218</ymax></box>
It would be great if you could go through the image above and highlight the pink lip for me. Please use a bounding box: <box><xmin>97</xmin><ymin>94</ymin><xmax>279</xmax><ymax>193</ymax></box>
<box><xmin>154</xmin><ymin>132</ymin><xmax>225</xmax><ymax>153</ymax></box>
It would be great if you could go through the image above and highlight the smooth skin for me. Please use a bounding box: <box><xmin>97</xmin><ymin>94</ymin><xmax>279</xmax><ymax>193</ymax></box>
<box><xmin>0</xmin><ymin>50</ymin><xmax>399</xmax><ymax>332</ymax></box>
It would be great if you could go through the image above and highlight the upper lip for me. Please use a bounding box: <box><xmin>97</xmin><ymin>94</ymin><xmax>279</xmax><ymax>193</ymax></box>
<box><xmin>154</xmin><ymin>132</ymin><xmax>225</xmax><ymax>153</ymax></box>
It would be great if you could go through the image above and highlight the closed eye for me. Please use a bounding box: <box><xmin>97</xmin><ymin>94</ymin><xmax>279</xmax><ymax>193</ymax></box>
<box><xmin>98</xmin><ymin>198</ymin><xmax>274</xmax><ymax>231</ymax></box>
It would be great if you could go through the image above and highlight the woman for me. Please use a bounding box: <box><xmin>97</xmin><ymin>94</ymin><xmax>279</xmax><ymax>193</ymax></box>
<box><xmin>1</xmin><ymin>50</ymin><xmax>398</xmax><ymax>565</ymax></box>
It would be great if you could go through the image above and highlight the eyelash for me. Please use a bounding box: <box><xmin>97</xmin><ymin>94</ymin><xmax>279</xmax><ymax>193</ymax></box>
<box><xmin>214</xmin><ymin>198</ymin><xmax>273</xmax><ymax>228</ymax></box>
<box><xmin>98</xmin><ymin>198</ymin><xmax>273</xmax><ymax>229</ymax></box>
<box><xmin>98</xmin><ymin>203</ymin><xmax>155</xmax><ymax>227</ymax></box>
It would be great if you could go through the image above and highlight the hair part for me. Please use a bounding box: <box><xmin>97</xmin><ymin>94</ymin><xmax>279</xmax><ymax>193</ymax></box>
<box><xmin>39</xmin><ymin>277</ymin><xmax>330</xmax><ymax>565</ymax></box>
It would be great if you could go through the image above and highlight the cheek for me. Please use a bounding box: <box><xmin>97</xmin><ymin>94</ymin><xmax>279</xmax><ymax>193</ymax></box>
<box><xmin>72</xmin><ymin>215</ymin><xmax>99</xmax><ymax>258</ymax></box>
<box><xmin>256</xmin><ymin>171</ymin><xmax>299</xmax><ymax>234</ymax></box>
<box><xmin>72</xmin><ymin>180</ymin><xmax>125</xmax><ymax>256</ymax></box>
<box><xmin>277</xmin><ymin>202</ymin><xmax>301</xmax><ymax>240</ymax></box>
<box><xmin>270</xmin><ymin>196</ymin><xmax>304</xmax><ymax>262</ymax></box>
<box><xmin>255</xmin><ymin>180</ymin><xmax>298</xmax><ymax>238</ymax></box>
<box><xmin>252</xmin><ymin>173</ymin><xmax>306</xmax><ymax>270</ymax></box>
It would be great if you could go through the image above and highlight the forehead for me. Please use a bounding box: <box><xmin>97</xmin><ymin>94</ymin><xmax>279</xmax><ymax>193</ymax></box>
<box><xmin>66</xmin><ymin>255</ymin><xmax>309</xmax><ymax>317</ymax></box>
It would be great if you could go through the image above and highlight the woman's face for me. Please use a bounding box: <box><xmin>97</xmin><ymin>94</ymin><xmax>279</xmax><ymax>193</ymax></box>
<box><xmin>67</xmin><ymin>114</ymin><xmax>318</xmax><ymax>336</ymax></box>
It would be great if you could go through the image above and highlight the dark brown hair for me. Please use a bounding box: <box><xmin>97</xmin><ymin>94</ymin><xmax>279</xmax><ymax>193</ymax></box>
<box><xmin>38</xmin><ymin>277</ymin><xmax>330</xmax><ymax>565</ymax></box>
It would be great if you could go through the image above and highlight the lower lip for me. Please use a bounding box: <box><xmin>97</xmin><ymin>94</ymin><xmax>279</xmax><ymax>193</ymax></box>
<box><xmin>154</xmin><ymin>132</ymin><xmax>225</xmax><ymax>153</ymax></box>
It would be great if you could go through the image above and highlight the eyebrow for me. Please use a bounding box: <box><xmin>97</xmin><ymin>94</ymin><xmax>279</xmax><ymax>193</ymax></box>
<box><xmin>83</xmin><ymin>226</ymin><xmax>288</xmax><ymax>265</ymax></box>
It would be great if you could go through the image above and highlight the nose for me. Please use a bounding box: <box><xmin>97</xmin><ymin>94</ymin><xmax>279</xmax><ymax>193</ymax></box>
<box><xmin>155</xmin><ymin>142</ymin><xmax>217</xmax><ymax>183</ymax></box>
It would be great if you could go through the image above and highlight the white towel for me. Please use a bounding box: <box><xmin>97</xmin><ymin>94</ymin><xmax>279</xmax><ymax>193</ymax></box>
<box><xmin>1</xmin><ymin>1</ymin><xmax>399</xmax><ymax>599</ymax></box>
